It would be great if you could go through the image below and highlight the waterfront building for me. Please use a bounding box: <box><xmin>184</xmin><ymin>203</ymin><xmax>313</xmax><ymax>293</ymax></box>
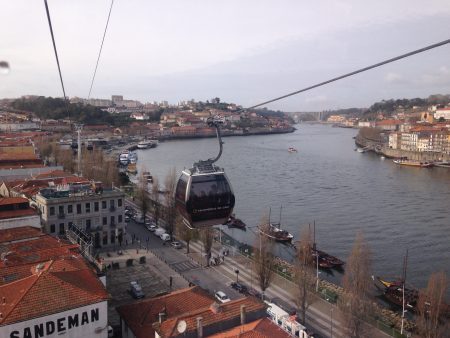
<box><xmin>400</xmin><ymin>132</ymin><xmax>418</xmax><ymax>151</ymax></box>
<box><xmin>0</xmin><ymin>226</ymin><xmax>109</xmax><ymax>338</ymax></box>
<box><xmin>375</xmin><ymin>119</ymin><xmax>402</xmax><ymax>131</ymax></box>
<box><xmin>35</xmin><ymin>182</ymin><xmax>125</xmax><ymax>248</ymax></box>
<box><xmin>388</xmin><ymin>132</ymin><xmax>400</xmax><ymax>149</ymax></box>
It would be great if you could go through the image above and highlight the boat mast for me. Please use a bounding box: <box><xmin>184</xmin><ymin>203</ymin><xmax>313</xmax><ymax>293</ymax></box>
<box><xmin>401</xmin><ymin>249</ymin><xmax>408</xmax><ymax>335</ymax></box>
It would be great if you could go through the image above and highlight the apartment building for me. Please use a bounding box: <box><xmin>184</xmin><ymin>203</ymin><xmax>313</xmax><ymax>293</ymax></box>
<box><xmin>35</xmin><ymin>182</ymin><xmax>125</xmax><ymax>248</ymax></box>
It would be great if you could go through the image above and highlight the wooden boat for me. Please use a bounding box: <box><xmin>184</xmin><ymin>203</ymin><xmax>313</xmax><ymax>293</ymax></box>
<box><xmin>259</xmin><ymin>223</ymin><xmax>293</xmax><ymax>243</ymax></box>
<box><xmin>315</xmin><ymin>249</ymin><xmax>345</xmax><ymax>268</ymax></box>
<box><xmin>225</xmin><ymin>215</ymin><xmax>246</xmax><ymax>230</ymax></box>
<box><xmin>393</xmin><ymin>158</ymin><xmax>434</xmax><ymax>168</ymax></box>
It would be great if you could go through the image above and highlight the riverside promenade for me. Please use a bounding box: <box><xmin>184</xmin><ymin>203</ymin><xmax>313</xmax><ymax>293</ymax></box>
<box><xmin>121</xmin><ymin>198</ymin><xmax>396</xmax><ymax>338</ymax></box>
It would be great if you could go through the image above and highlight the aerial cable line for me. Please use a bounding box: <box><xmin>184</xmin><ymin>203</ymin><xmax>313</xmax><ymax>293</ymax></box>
<box><xmin>43</xmin><ymin>0</ymin><xmax>70</xmax><ymax>120</ymax></box>
<box><xmin>240</xmin><ymin>38</ymin><xmax>450</xmax><ymax>112</ymax></box>
<box><xmin>88</xmin><ymin>0</ymin><xmax>114</xmax><ymax>100</ymax></box>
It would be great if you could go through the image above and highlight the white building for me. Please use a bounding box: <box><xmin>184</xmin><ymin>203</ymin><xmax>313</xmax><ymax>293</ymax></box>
<box><xmin>0</xmin><ymin>197</ymin><xmax>40</xmax><ymax>230</ymax></box>
<box><xmin>400</xmin><ymin>132</ymin><xmax>418</xmax><ymax>151</ymax></box>
<box><xmin>388</xmin><ymin>132</ymin><xmax>400</xmax><ymax>149</ymax></box>
<box><xmin>434</xmin><ymin>108</ymin><xmax>450</xmax><ymax>120</ymax></box>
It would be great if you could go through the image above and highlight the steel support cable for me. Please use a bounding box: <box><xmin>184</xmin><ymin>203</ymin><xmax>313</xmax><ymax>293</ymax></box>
<box><xmin>239</xmin><ymin>38</ymin><xmax>450</xmax><ymax>112</ymax></box>
<box><xmin>88</xmin><ymin>0</ymin><xmax>115</xmax><ymax>99</ymax></box>
<box><xmin>43</xmin><ymin>0</ymin><xmax>70</xmax><ymax>120</ymax></box>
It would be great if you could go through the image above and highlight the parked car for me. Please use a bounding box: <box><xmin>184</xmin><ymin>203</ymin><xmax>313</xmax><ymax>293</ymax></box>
<box><xmin>129</xmin><ymin>281</ymin><xmax>144</xmax><ymax>299</ymax></box>
<box><xmin>146</xmin><ymin>224</ymin><xmax>157</xmax><ymax>232</ymax></box>
<box><xmin>125</xmin><ymin>216</ymin><xmax>130</xmax><ymax>222</ymax></box>
<box><xmin>171</xmin><ymin>241</ymin><xmax>182</xmax><ymax>249</ymax></box>
<box><xmin>230</xmin><ymin>282</ymin><xmax>248</xmax><ymax>294</ymax></box>
<box><xmin>160</xmin><ymin>233</ymin><xmax>171</xmax><ymax>241</ymax></box>
<box><xmin>214</xmin><ymin>291</ymin><xmax>230</xmax><ymax>303</ymax></box>
<box><xmin>154</xmin><ymin>228</ymin><xmax>166</xmax><ymax>237</ymax></box>
<box><xmin>247</xmin><ymin>288</ymin><xmax>261</xmax><ymax>299</ymax></box>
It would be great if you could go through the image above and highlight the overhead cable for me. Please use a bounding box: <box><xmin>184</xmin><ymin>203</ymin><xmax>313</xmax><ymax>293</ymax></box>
<box><xmin>88</xmin><ymin>0</ymin><xmax>115</xmax><ymax>99</ymax></box>
<box><xmin>43</xmin><ymin>0</ymin><xmax>70</xmax><ymax>119</ymax></box>
<box><xmin>242</xmin><ymin>38</ymin><xmax>450</xmax><ymax>111</ymax></box>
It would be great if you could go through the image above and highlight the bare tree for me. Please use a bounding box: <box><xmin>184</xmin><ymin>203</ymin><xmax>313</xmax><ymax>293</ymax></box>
<box><xmin>295</xmin><ymin>225</ymin><xmax>316</xmax><ymax>325</ymax></box>
<box><xmin>416</xmin><ymin>271</ymin><xmax>449</xmax><ymax>338</ymax></box>
<box><xmin>151</xmin><ymin>176</ymin><xmax>161</xmax><ymax>225</ymax></box>
<box><xmin>254</xmin><ymin>213</ymin><xmax>275</xmax><ymax>300</ymax></box>
<box><xmin>339</xmin><ymin>231</ymin><xmax>373</xmax><ymax>338</ymax></box>
<box><xmin>200</xmin><ymin>228</ymin><xmax>214</xmax><ymax>267</ymax></box>
<box><xmin>164</xmin><ymin>167</ymin><xmax>177</xmax><ymax>237</ymax></box>
<box><xmin>136</xmin><ymin>171</ymin><xmax>150</xmax><ymax>224</ymax></box>
<box><xmin>175</xmin><ymin>215</ymin><xmax>197</xmax><ymax>254</ymax></box>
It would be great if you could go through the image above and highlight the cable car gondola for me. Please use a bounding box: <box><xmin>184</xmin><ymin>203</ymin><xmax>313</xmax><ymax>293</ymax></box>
<box><xmin>175</xmin><ymin>116</ymin><xmax>235</xmax><ymax>229</ymax></box>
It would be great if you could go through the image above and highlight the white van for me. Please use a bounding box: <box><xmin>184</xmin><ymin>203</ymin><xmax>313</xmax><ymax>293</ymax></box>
<box><xmin>154</xmin><ymin>228</ymin><xmax>166</xmax><ymax>237</ymax></box>
<box><xmin>160</xmin><ymin>233</ymin><xmax>171</xmax><ymax>241</ymax></box>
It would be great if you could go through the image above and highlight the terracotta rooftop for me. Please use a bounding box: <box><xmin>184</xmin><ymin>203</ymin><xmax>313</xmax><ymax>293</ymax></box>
<box><xmin>0</xmin><ymin>208</ymin><xmax>37</xmax><ymax>220</ymax></box>
<box><xmin>0</xmin><ymin>197</ymin><xmax>29</xmax><ymax>206</ymax></box>
<box><xmin>0</xmin><ymin>257</ymin><xmax>109</xmax><ymax>326</ymax></box>
<box><xmin>208</xmin><ymin>318</ymin><xmax>292</xmax><ymax>338</ymax></box>
<box><xmin>155</xmin><ymin>296</ymin><xmax>267</xmax><ymax>337</ymax></box>
<box><xmin>0</xmin><ymin>226</ymin><xmax>42</xmax><ymax>244</ymax></box>
<box><xmin>0</xmin><ymin>230</ymin><xmax>78</xmax><ymax>268</ymax></box>
<box><xmin>32</xmin><ymin>170</ymin><xmax>72</xmax><ymax>179</ymax></box>
<box><xmin>116</xmin><ymin>286</ymin><xmax>214</xmax><ymax>338</ymax></box>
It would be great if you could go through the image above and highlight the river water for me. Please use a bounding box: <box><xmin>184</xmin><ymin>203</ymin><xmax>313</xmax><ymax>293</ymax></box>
<box><xmin>136</xmin><ymin>124</ymin><xmax>450</xmax><ymax>292</ymax></box>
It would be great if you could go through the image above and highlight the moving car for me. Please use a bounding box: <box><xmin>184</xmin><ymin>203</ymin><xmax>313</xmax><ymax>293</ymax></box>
<box><xmin>214</xmin><ymin>291</ymin><xmax>230</xmax><ymax>303</ymax></box>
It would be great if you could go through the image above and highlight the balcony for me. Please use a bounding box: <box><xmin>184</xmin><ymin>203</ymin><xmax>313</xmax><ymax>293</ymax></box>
<box><xmin>57</xmin><ymin>213</ymin><xmax>65</xmax><ymax>219</ymax></box>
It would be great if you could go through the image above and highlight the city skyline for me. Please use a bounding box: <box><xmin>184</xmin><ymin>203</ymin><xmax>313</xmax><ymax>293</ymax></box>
<box><xmin>1</xmin><ymin>1</ymin><xmax>450</xmax><ymax>111</ymax></box>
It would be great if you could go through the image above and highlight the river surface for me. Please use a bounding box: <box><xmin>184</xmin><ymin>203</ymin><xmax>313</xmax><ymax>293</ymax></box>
<box><xmin>136</xmin><ymin>124</ymin><xmax>450</xmax><ymax>292</ymax></box>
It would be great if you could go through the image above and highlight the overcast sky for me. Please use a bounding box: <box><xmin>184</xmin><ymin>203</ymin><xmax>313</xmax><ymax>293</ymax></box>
<box><xmin>1</xmin><ymin>1</ymin><xmax>450</xmax><ymax>111</ymax></box>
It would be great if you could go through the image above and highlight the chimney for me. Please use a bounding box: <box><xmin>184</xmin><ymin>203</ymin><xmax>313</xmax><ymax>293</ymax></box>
<box><xmin>158</xmin><ymin>312</ymin><xmax>165</xmax><ymax>323</ymax></box>
<box><xmin>240</xmin><ymin>305</ymin><xmax>246</xmax><ymax>325</ymax></box>
<box><xmin>196</xmin><ymin>316</ymin><xmax>203</xmax><ymax>338</ymax></box>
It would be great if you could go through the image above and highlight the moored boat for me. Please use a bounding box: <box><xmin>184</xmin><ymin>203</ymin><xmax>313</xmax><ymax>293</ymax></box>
<box><xmin>259</xmin><ymin>223</ymin><xmax>293</xmax><ymax>243</ymax></box>
<box><xmin>288</xmin><ymin>147</ymin><xmax>298</xmax><ymax>153</ymax></box>
<box><xmin>225</xmin><ymin>215</ymin><xmax>246</xmax><ymax>230</ymax></box>
<box><xmin>393</xmin><ymin>158</ymin><xmax>434</xmax><ymax>168</ymax></box>
<box><xmin>119</xmin><ymin>151</ymin><xmax>130</xmax><ymax>166</ymax></box>
<box><xmin>137</xmin><ymin>139</ymin><xmax>158</xmax><ymax>149</ymax></box>
<box><xmin>128</xmin><ymin>152</ymin><xmax>138</xmax><ymax>164</ymax></box>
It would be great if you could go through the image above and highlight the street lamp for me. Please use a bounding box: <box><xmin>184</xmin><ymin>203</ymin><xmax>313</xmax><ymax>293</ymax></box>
<box><xmin>235</xmin><ymin>269</ymin><xmax>239</xmax><ymax>283</ymax></box>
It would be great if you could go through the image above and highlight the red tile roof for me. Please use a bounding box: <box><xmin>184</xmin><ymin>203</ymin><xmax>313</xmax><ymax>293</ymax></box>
<box><xmin>0</xmin><ymin>208</ymin><xmax>37</xmax><ymax>220</ymax></box>
<box><xmin>0</xmin><ymin>226</ymin><xmax>42</xmax><ymax>244</ymax></box>
<box><xmin>0</xmin><ymin>197</ymin><xmax>29</xmax><ymax>206</ymax></box>
<box><xmin>208</xmin><ymin>318</ymin><xmax>292</xmax><ymax>338</ymax></box>
<box><xmin>0</xmin><ymin>257</ymin><xmax>109</xmax><ymax>325</ymax></box>
<box><xmin>155</xmin><ymin>297</ymin><xmax>266</xmax><ymax>337</ymax></box>
<box><xmin>116</xmin><ymin>286</ymin><xmax>214</xmax><ymax>338</ymax></box>
<box><xmin>0</xmin><ymin>232</ymin><xmax>79</xmax><ymax>268</ymax></box>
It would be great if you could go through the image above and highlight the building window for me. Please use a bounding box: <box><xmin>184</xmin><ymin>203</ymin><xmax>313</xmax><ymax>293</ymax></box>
<box><xmin>59</xmin><ymin>223</ymin><xmax>64</xmax><ymax>235</ymax></box>
<box><xmin>50</xmin><ymin>224</ymin><xmax>55</xmax><ymax>233</ymax></box>
<box><xmin>102</xmin><ymin>201</ymin><xmax>107</xmax><ymax>209</ymax></box>
<box><xmin>102</xmin><ymin>217</ymin><xmax>107</xmax><ymax>225</ymax></box>
<box><xmin>110</xmin><ymin>200</ymin><xmax>115</xmax><ymax>208</ymax></box>
<box><xmin>102</xmin><ymin>232</ymin><xmax>108</xmax><ymax>245</ymax></box>
<box><xmin>86</xmin><ymin>219</ymin><xmax>91</xmax><ymax>231</ymax></box>
<box><xmin>68</xmin><ymin>221</ymin><xmax>73</xmax><ymax>229</ymax></box>
<box><xmin>110</xmin><ymin>216</ymin><xmax>115</xmax><ymax>225</ymax></box>
<box><xmin>118</xmin><ymin>198</ymin><xmax>122</xmax><ymax>207</ymax></box>
<box><xmin>68</xmin><ymin>204</ymin><xmax>73</xmax><ymax>213</ymax></box>
<box><xmin>58</xmin><ymin>205</ymin><xmax>64</xmax><ymax>215</ymax></box>
<box><xmin>94</xmin><ymin>201</ymin><xmax>99</xmax><ymax>212</ymax></box>
<box><xmin>118</xmin><ymin>215</ymin><xmax>122</xmax><ymax>223</ymax></box>
<box><xmin>110</xmin><ymin>232</ymin><xmax>116</xmax><ymax>244</ymax></box>
<box><xmin>50</xmin><ymin>206</ymin><xmax>55</xmax><ymax>216</ymax></box>
<box><xmin>85</xmin><ymin>202</ymin><xmax>91</xmax><ymax>213</ymax></box>
<box><xmin>77</xmin><ymin>204</ymin><xmax>82</xmax><ymax>214</ymax></box>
